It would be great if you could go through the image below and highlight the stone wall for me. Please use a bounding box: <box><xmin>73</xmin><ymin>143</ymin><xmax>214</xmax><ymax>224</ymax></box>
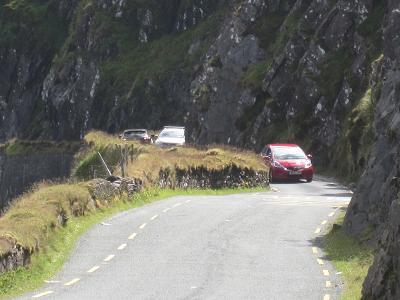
<box><xmin>0</xmin><ymin>153</ymin><xmax>75</xmax><ymax>210</ymax></box>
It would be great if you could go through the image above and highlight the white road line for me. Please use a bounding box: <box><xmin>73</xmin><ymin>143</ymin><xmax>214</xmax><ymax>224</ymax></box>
<box><xmin>139</xmin><ymin>223</ymin><xmax>147</xmax><ymax>229</ymax></box>
<box><xmin>150</xmin><ymin>214</ymin><xmax>159</xmax><ymax>221</ymax></box>
<box><xmin>321</xmin><ymin>220</ymin><xmax>328</xmax><ymax>225</ymax></box>
<box><xmin>326</xmin><ymin>281</ymin><xmax>332</xmax><ymax>288</ymax></box>
<box><xmin>44</xmin><ymin>280</ymin><xmax>60</xmax><ymax>284</ymax></box>
<box><xmin>32</xmin><ymin>291</ymin><xmax>54</xmax><ymax>298</ymax></box>
<box><xmin>185</xmin><ymin>200</ymin><xmax>192</xmax><ymax>203</ymax></box>
<box><xmin>128</xmin><ymin>233</ymin><xmax>137</xmax><ymax>240</ymax></box>
<box><xmin>312</xmin><ymin>247</ymin><xmax>318</xmax><ymax>254</ymax></box>
<box><xmin>317</xmin><ymin>258</ymin><xmax>325</xmax><ymax>265</ymax></box>
<box><xmin>87</xmin><ymin>266</ymin><xmax>100</xmax><ymax>273</ymax></box>
<box><xmin>315</xmin><ymin>228</ymin><xmax>321</xmax><ymax>234</ymax></box>
<box><xmin>328</xmin><ymin>212</ymin><xmax>335</xmax><ymax>217</ymax></box>
<box><xmin>103</xmin><ymin>254</ymin><xmax>115</xmax><ymax>262</ymax></box>
<box><xmin>64</xmin><ymin>278</ymin><xmax>80</xmax><ymax>286</ymax></box>
<box><xmin>118</xmin><ymin>243</ymin><xmax>127</xmax><ymax>250</ymax></box>
<box><xmin>173</xmin><ymin>203</ymin><xmax>182</xmax><ymax>208</ymax></box>
<box><xmin>323</xmin><ymin>269</ymin><xmax>330</xmax><ymax>276</ymax></box>
<box><xmin>163</xmin><ymin>208</ymin><xmax>171</xmax><ymax>213</ymax></box>
<box><xmin>324</xmin><ymin>294</ymin><xmax>331</xmax><ymax>300</ymax></box>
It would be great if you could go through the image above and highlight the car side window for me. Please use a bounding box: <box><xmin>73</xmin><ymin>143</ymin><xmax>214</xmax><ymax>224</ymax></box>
<box><xmin>261</xmin><ymin>147</ymin><xmax>268</xmax><ymax>156</ymax></box>
<box><xmin>266</xmin><ymin>148</ymin><xmax>272</xmax><ymax>157</ymax></box>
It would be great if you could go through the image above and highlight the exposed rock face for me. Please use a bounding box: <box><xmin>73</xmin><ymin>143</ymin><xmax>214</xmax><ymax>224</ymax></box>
<box><xmin>0</xmin><ymin>241</ymin><xmax>30</xmax><ymax>274</ymax></box>
<box><xmin>344</xmin><ymin>1</ymin><xmax>400</xmax><ymax>297</ymax></box>
<box><xmin>361</xmin><ymin>199</ymin><xmax>400</xmax><ymax>300</ymax></box>
<box><xmin>344</xmin><ymin>0</ymin><xmax>399</xmax><ymax>240</ymax></box>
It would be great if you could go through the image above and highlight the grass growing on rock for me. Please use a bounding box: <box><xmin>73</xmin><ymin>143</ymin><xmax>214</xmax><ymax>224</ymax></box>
<box><xmin>323</xmin><ymin>212</ymin><xmax>374</xmax><ymax>300</ymax></box>
<box><xmin>74</xmin><ymin>131</ymin><xmax>267</xmax><ymax>183</ymax></box>
<box><xmin>0</xmin><ymin>184</ymin><xmax>92</xmax><ymax>255</ymax></box>
<box><xmin>0</xmin><ymin>186</ymin><xmax>267</xmax><ymax>298</ymax></box>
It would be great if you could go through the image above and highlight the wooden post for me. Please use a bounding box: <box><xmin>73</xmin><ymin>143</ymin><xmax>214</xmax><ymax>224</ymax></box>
<box><xmin>97</xmin><ymin>152</ymin><xmax>112</xmax><ymax>176</ymax></box>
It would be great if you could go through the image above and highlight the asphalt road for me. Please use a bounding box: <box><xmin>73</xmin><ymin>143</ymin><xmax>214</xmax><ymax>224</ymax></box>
<box><xmin>20</xmin><ymin>177</ymin><xmax>352</xmax><ymax>300</ymax></box>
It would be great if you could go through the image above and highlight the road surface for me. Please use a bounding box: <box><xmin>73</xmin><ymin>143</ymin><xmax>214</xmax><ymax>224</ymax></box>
<box><xmin>21</xmin><ymin>177</ymin><xmax>352</xmax><ymax>300</ymax></box>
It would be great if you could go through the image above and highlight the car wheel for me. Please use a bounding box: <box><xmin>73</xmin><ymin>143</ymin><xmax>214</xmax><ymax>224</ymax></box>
<box><xmin>306</xmin><ymin>178</ymin><xmax>313</xmax><ymax>183</ymax></box>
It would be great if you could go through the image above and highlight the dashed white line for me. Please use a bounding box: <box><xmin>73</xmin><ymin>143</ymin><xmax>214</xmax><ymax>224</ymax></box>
<box><xmin>32</xmin><ymin>291</ymin><xmax>54</xmax><ymax>298</ymax></box>
<box><xmin>185</xmin><ymin>200</ymin><xmax>192</xmax><ymax>203</ymax></box>
<box><xmin>317</xmin><ymin>258</ymin><xmax>325</xmax><ymax>265</ymax></box>
<box><xmin>139</xmin><ymin>223</ymin><xmax>147</xmax><ymax>229</ymax></box>
<box><xmin>150</xmin><ymin>214</ymin><xmax>159</xmax><ymax>221</ymax></box>
<box><xmin>323</xmin><ymin>294</ymin><xmax>331</xmax><ymax>300</ymax></box>
<box><xmin>326</xmin><ymin>281</ymin><xmax>332</xmax><ymax>288</ymax></box>
<box><xmin>87</xmin><ymin>266</ymin><xmax>100</xmax><ymax>273</ymax></box>
<box><xmin>328</xmin><ymin>212</ymin><xmax>335</xmax><ymax>217</ymax></box>
<box><xmin>103</xmin><ymin>254</ymin><xmax>115</xmax><ymax>262</ymax></box>
<box><xmin>163</xmin><ymin>208</ymin><xmax>171</xmax><ymax>213</ymax></box>
<box><xmin>173</xmin><ymin>203</ymin><xmax>183</xmax><ymax>208</ymax></box>
<box><xmin>118</xmin><ymin>243</ymin><xmax>127</xmax><ymax>250</ymax></box>
<box><xmin>321</xmin><ymin>220</ymin><xmax>328</xmax><ymax>225</ymax></box>
<box><xmin>312</xmin><ymin>247</ymin><xmax>318</xmax><ymax>254</ymax></box>
<box><xmin>128</xmin><ymin>233</ymin><xmax>137</xmax><ymax>240</ymax></box>
<box><xmin>315</xmin><ymin>227</ymin><xmax>321</xmax><ymax>234</ymax></box>
<box><xmin>323</xmin><ymin>269</ymin><xmax>330</xmax><ymax>276</ymax></box>
<box><xmin>44</xmin><ymin>280</ymin><xmax>60</xmax><ymax>284</ymax></box>
<box><xmin>64</xmin><ymin>278</ymin><xmax>80</xmax><ymax>286</ymax></box>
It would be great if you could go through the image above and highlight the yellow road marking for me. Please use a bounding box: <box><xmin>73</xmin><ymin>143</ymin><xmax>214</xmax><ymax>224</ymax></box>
<box><xmin>87</xmin><ymin>266</ymin><xmax>100</xmax><ymax>273</ymax></box>
<box><xmin>118</xmin><ymin>243</ymin><xmax>127</xmax><ymax>250</ymax></box>
<box><xmin>163</xmin><ymin>208</ymin><xmax>171</xmax><ymax>213</ymax></box>
<box><xmin>32</xmin><ymin>291</ymin><xmax>54</xmax><ymax>298</ymax></box>
<box><xmin>312</xmin><ymin>247</ymin><xmax>318</xmax><ymax>254</ymax></box>
<box><xmin>128</xmin><ymin>233</ymin><xmax>137</xmax><ymax>240</ymax></box>
<box><xmin>317</xmin><ymin>258</ymin><xmax>324</xmax><ymax>265</ymax></box>
<box><xmin>328</xmin><ymin>212</ymin><xmax>335</xmax><ymax>217</ymax></box>
<box><xmin>173</xmin><ymin>203</ymin><xmax>182</xmax><ymax>208</ymax></box>
<box><xmin>326</xmin><ymin>281</ymin><xmax>332</xmax><ymax>288</ymax></box>
<box><xmin>139</xmin><ymin>223</ymin><xmax>147</xmax><ymax>229</ymax></box>
<box><xmin>314</xmin><ymin>227</ymin><xmax>321</xmax><ymax>234</ymax></box>
<box><xmin>150</xmin><ymin>214</ymin><xmax>159</xmax><ymax>221</ymax></box>
<box><xmin>103</xmin><ymin>254</ymin><xmax>115</xmax><ymax>262</ymax></box>
<box><xmin>324</xmin><ymin>294</ymin><xmax>331</xmax><ymax>300</ymax></box>
<box><xmin>321</xmin><ymin>220</ymin><xmax>328</xmax><ymax>225</ymax></box>
<box><xmin>323</xmin><ymin>269</ymin><xmax>330</xmax><ymax>276</ymax></box>
<box><xmin>64</xmin><ymin>278</ymin><xmax>80</xmax><ymax>286</ymax></box>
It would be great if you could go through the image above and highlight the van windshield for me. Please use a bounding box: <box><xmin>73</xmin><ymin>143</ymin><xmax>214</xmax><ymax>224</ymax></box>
<box><xmin>159</xmin><ymin>129</ymin><xmax>184</xmax><ymax>138</ymax></box>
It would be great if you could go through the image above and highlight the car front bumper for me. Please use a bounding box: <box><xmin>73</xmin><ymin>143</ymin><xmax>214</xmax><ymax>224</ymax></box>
<box><xmin>271</xmin><ymin>168</ymin><xmax>314</xmax><ymax>181</ymax></box>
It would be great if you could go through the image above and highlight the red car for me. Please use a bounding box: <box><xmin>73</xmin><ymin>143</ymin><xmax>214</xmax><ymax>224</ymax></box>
<box><xmin>261</xmin><ymin>144</ymin><xmax>314</xmax><ymax>182</ymax></box>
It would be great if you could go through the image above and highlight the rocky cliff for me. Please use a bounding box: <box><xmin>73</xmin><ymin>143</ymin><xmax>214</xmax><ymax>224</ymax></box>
<box><xmin>0</xmin><ymin>0</ymin><xmax>399</xmax><ymax>297</ymax></box>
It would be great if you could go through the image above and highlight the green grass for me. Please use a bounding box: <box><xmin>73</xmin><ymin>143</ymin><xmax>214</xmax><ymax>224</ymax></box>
<box><xmin>323</xmin><ymin>213</ymin><xmax>374</xmax><ymax>300</ymax></box>
<box><xmin>0</xmin><ymin>186</ymin><xmax>267</xmax><ymax>298</ymax></box>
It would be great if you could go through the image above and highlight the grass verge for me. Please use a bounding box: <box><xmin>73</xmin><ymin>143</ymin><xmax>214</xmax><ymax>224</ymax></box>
<box><xmin>0</xmin><ymin>186</ymin><xmax>267</xmax><ymax>298</ymax></box>
<box><xmin>323</xmin><ymin>212</ymin><xmax>374</xmax><ymax>300</ymax></box>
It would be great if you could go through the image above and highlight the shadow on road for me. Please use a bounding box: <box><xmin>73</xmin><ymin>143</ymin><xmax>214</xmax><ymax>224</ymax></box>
<box><xmin>320</xmin><ymin>192</ymin><xmax>354</xmax><ymax>198</ymax></box>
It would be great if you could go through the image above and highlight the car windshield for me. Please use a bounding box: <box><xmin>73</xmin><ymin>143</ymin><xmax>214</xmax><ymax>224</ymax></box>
<box><xmin>272</xmin><ymin>147</ymin><xmax>306</xmax><ymax>160</ymax></box>
<box><xmin>159</xmin><ymin>129</ymin><xmax>185</xmax><ymax>138</ymax></box>
<box><xmin>125</xmin><ymin>130</ymin><xmax>146</xmax><ymax>136</ymax></box>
